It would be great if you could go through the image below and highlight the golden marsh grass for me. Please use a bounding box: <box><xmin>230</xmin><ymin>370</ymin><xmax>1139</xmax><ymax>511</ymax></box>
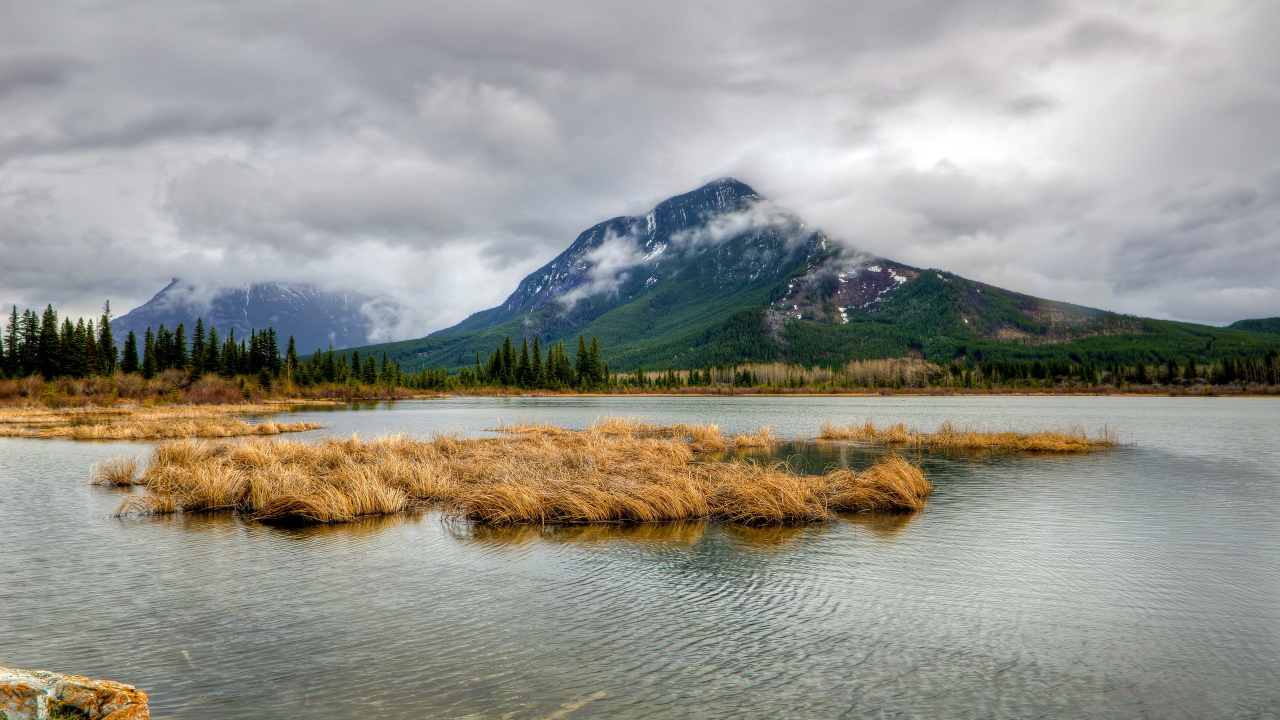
<box><xmin>113</xmin><ymin>420</ymin><xmax>930</xmax><ymax>526</ymax></box>
<box><xmin>818</xmin><ymin>419</ymin><xmax>1118</xmax><ymax>451</ymax></box>
<box><xmin>0</xmin><ymin>404</ymin><xmax>320</xmax><ymax>440</ymax></box>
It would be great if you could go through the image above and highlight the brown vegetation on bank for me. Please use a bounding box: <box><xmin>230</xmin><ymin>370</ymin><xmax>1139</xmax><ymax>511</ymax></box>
<box><xmin>111</xmin><ymin>420</ymin><xmax>930</xmax><ymax>526</ymax></box>
<box><xmin>818</xmin><ymin>419</ymin><xmax>1117</xmax><ymax>451</ymax></box>
<box><xmin>1</xmin><ymin>405</ymin><xmax>320</xmax><ymax>440</ymax></box>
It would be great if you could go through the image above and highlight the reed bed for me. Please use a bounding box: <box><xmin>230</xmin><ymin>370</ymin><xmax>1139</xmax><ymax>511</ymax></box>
<box><xmin>0</xmin><ymin>405</ymin><xmax>320</xmax><ymax>439</ymax></box>
<box><xmin>818</xmin><ymin>420</ymin><xmax>1117</xmax><ymax>451</ymax></box>
<box><xmin>112</xmin><ymin>425</ymin><xmax>930</xmax><ymax>526</ymax></box>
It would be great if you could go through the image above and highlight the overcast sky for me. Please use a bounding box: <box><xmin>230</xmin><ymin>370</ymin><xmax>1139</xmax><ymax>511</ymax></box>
<box><xmin>2</xmin><ymin>0</ymin><xmax>1278</xmax><ymax>334</ymax></box>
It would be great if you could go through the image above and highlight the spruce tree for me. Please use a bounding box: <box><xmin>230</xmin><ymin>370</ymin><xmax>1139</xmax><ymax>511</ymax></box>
<box><xmin>575</xmin><ymin>335</ymin><xmax>589</xmax><ymax>387</ymax></box>
<box><xmin>517</xmin><ymin>338</ymin><xmax>531</xmax><ymax>387</ymax></box>
<box><xmin>3</xmin><ymin>306</ymin><xmax>18</xmax><ymax>376</ymax></box>
<box><xmin>501</xmin><ymin>337</ymin><xmax>515</xmax><ymax>386</ymax></box>
<box><xmin>285</xmin><ymin>337</ymin><xmax>298</xmax><ymax>379</ymax></box>
<box><xmin>97</xmin><ymin>302</ymin><xmax>116</xmax><ymax>375</ymax></box>
<box><xmin>37</xmin><ymin>305</ymin><xmax>60</xmax><ymax>378</ymax></box>
<box><xmin>204</xmin><ymin>327</ymin><xmax>220</xmax><ymax>375</ymax></box>
<box><xmin>587</xmin><ymin>337</ymin><xmax>603</xmax><ymax>386</ymax></box>
<box><xmin>122</xmin><ymin>331</ymin><xmax>140</xmax><ymax>373</ymax></box>
<box><xmin>265</xmin><ymin>329</ymin><xmax>281</xmax><ymax>376</ymax></box>
<box><xmin>351</xmin><ymin>350</ymin><xmax>361</xmax><ymax>381</ymax></box>
<box><xmin>191</xmin><ymin>319</ymin><xmax>206</xmax><ymax>375</ymax></box>
<box><xmin>174</xmin><ymin>323</ymin><xmax>189</xmax><ymax>370</ymax></box>
<box><xmin>141</xmin><ymin>328</ymin><xmax>157</xmax><ymax>379</ymax></box>
<box><xmin>530</xmin><ymin>337</ymin><xmax>544</xmax><ymax>388</ymax></box>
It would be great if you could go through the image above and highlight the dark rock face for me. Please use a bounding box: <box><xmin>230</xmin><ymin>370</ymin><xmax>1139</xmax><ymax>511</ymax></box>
<box><xmin>114</xmin><ymin>281</ymin><xmax>401</xmax><ymax>351</ymax></box>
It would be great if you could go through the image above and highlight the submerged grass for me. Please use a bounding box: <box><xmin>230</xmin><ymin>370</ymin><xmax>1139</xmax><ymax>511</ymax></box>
<box><xmin>0</xmin><ymin>404</ymin><xmax>320</xmax><ymax>440</ymax></box>
<box><xmin>113</xmin><ymin>418</ymin><xmax>929</xmax><ymax>526</ymax></box>
<box><xmin>818</xmin><ymin>419</ymin><xmax>1117</xmax><ymax>451</ymax></box>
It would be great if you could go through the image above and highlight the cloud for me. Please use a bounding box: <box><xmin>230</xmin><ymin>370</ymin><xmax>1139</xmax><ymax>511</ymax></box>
<box><xmin>0</xmin><ymin>0</ymin><xmax>1277</xmax><ymax>330</ymax></box>
<box><xmin>555</xmin><ymin>230</ymin><xmax>648</xmax><ymax>307</ymax></box>
<box><xmin>669</xmin><ymin>199</ymin><xmax>805</xmax><ymax>248</ymax></box>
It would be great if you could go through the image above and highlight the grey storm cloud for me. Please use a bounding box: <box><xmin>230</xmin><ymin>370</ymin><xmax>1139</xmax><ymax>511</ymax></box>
<box><xmin>1</xmin><ymin>0</ymin><xmax>1278</xmax><ymax>331</ymax></box>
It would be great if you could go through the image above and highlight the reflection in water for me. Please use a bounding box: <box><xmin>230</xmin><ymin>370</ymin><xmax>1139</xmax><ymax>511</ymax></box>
<box><xmin>3</xmin><ymin>396</ymin><xmax>1279</xmax><ymax>720</ymax></box>
<box><xmin>839</xmin><ymin>509</ymin><xmax>919</xmax><ymax>537</ymax></box>
<box><xmin>451</xmin><ymin>519</ymin><xmax>711</xmax><ymax>547</ymax></box>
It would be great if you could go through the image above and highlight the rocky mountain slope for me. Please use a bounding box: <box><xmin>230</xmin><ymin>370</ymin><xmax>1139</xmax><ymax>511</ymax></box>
<box><xmin>357</xmin><ymin>179</ymin><xmax>1279</xmax><ymax>371</ymax></box>
<box><xmin>114</xmin><ymin>280</ymin><xmax>401</xmax><ymax>351</ymax></box>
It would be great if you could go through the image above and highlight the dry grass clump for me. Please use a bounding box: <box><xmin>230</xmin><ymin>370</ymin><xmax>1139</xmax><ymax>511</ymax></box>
<box><xmin>92</xmin><ymin>456</ymin><xmax>139</xmax><ymax>486</ymax></box>
<box><xmin>502</xmin><ymin>416</ymin><xmax>782</xmax><ymax>453</ymax></box>
<box><xmin>818</xmin><ymin>419</ymin><xmax>1117</xmax><ymax>451</ymax></box>
<box><xmin>113</xmin><ymin>428</ymin><xmax>930</xmax><ymax>526</ymax></box>
<box><xmin>0</xmin><ymin>405</ymin><xmax>320</xmax><ymax>440</ymax></box>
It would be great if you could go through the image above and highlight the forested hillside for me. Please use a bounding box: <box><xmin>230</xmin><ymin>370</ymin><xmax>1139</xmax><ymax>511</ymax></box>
<box><xmin>350</xmin><ymin>179</ymin><xmax>1280</xmax><ymax>373</ymax></box>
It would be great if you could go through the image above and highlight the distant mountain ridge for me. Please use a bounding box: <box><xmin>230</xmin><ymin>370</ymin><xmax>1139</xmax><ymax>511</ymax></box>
<box><xmin>355</xmin><ymin>178</ymin><xmax>1280</xmax><ymax>371</ymax></box>
<box><xmin>1229</xmin><ymin>317</ymin><xmax>1280</xmax><ymax>335</ymax></box>
<box><xmin>114</xmin><ymin>280</ymin><xmax>402</xmax><ymax>351</ymax></box>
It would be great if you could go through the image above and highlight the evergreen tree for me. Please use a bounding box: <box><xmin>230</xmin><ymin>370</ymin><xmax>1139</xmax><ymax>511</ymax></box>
<box><xmin>37</xmin><ymin>305</ymin><xmax>60</xmax><ymax>378</ymax></box>
<box><xmin>575</xmin><ymin>335</ymin><xmax>589</xmax><ymax>387</ymax></box>
<box><xmin>501</xmin><ymin>337</ymin><xmax>516</xmax><ymax>386</ymax></box>
<box><xmin>361</xmin><ymin>355</ymin><xmax>378</xmax><ymax>384</ymax></box>
<box><xmin>191</xmin><ymin>319</ymin><xmax>206</xmax><ymax>375</ymax></box>
<box><xmin>141</xmin><ymin>328</ymin><xmax>157</xmax><ymax>379</ymax></box>
<box><xmin>19</xmin><ymin>310</ymin><xmax>38</xmax><ymax>376</ymax></box>
<box><xmin>204</xmin><ymin>327</ymin><xmax>220</xmax><ymax>375</ymax></box>
<box><xmin>530</xmin><ymin>336</ymin><xmax>544</xmax><ymax>387</ymax></box>
<box><xmin>174</xmin><ymin>323</ymin><xmax>189</xmax><ymax>370</ymax></box>
<box><xmin>122</xmin><ymin>331</ymin><xmax>140</xmax><ymax>373</ymax></box>
<box><xmin>3</xmin><ymin>306</ymin><xmax>18</xmax><ymax>376</ymax></box>
<box><xmin>285</xmin><ymin>336</ymin><xmax>298</xmax><ymax>379</ymax></box>
<box><xmin>516</xmin><ymin>338</ymin><xmax>531</xmax><ymax>387</ymax></box>
<box><xmin>351</xmin><ymin>350</ymin><xmax>361</xmax><ymax>382</ymax></box>
<box><xmin>97</xmin><ymin>302</ymin><xmax>116</xmax><ymax>375</ymax></box>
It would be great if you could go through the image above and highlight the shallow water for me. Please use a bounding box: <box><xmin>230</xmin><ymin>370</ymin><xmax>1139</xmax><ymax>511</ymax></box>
<box><xmin>2</xmin><ymin>396</ymin><xmax>1278</xmax><ymax>719</ymax></box>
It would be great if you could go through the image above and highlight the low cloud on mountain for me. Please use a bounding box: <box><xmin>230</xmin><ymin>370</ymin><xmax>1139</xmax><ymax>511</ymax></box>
<box><xmin>1</xmin><ymin>0</ymin><xmax>1277</xmax><ymax>331</ymax></box>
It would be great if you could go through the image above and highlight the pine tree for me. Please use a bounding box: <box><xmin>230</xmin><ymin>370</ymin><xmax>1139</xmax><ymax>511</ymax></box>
<box><xmin>141</xmin><ymin>328</ymin><xmax>157</xmax><ymax>379</ymax></box>
<box><xmin>191</xmin><ymin>319</ymin><xmax>206</xmax><ymax>375</ymax></box>
<box><xmin>3</xmin><ymin>306</ymin><xmax>18</xmax><ymax>377</ymax></box>
<box><xmin>575</xmin><ymin>335</ymin><xmax>588</xmax><ymax>387</ymax></box>
<box><xmin>265</xmin><ymin>329</ymin><xmax>281</xmax><ymax>376</ymax></box>
<box><xmin>285</xmin><ymin>337</ymin><xmax>298</xmax><ymax>379</ymax></box>
<box><xmin>220</xmin><ymin>329</ymin><xmax>237</xmax><ymax>378</ymax></box>
<box><xmin>174</xmin><ymin>323</ymin><xmax>189</xmax><ymax>370</ymax></box>
<box><xmin>351</xmin><ymin>350</ymin><xmax>361</xmax><ymax>382</ymax></box>
<box><xmin>64</xmin><ymin>318</ymin><xmax>89</xmax><ymax>377</ymax></box>
<box><xmin>501</xmin><ymin>337</ymin><xmax>516</xmax><ymax>386</ymax></box>
<box><xmin>97</xmin><ymin>302</ymin><xmax>116</xmax><ymax>375</ymax></box>
<box><xmin>204</xmin><ymin>327</ymin><xmax>220</xmax><ymax>375</ymax></box>
<box><xmin>516</xmin><ymin>338</ymin><xmax>531</xmax><ymax>387</ymax></box>
<box><xmin>122</xmin><ymin>331</ymin><xmax>140</xmax><ymax>373</ymax></box>
<box><xmin>530</xmin><ymin>336</ymin><xmax>544</xmax><ymax>388</ymax></box>
<box><xmin>587</xmin><ymin>337</ymin><xmax>603</xmax><ymax>386</ymax></box>
<box><xmin>37</xmin><ymin>305</ymin><xmax>60</xmax><ymax>378</ymax></box>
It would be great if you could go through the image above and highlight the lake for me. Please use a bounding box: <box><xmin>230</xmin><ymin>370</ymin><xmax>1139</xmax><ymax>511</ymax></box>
<box><xmin>2</xmin><ymin>395</ymin><xmax>1278</xmax><ymax>719</ymax></box>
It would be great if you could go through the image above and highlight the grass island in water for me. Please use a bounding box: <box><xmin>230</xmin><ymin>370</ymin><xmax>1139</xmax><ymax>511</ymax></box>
<box><xmin>0</xmin><ymin>404</ymin><xmax>320</xmax><ymax>439</ymax></box>
<box><xmin>98</xmin><ymin>417</ymin><xmax>1116</xmax><ymax>527</ymax></box>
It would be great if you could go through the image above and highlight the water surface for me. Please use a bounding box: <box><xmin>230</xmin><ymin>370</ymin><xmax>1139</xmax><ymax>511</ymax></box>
<box><xmin>2</xmin><ymin>396</ymin><xmax>1277</xmax><ymax>719</ymax></box>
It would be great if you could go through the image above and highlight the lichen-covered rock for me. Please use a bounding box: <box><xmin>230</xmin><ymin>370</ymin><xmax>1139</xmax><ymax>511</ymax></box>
<box><xmin>0</xmin><ymin>667</ymin><xmax>149</xmax><ymax>720</ymax></box>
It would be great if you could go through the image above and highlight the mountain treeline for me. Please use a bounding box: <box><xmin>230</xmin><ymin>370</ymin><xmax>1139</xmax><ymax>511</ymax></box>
<box><xmin>0</xmin><ymin>302</ymin><xmax>295</xmax><ymax>383</ymax></box>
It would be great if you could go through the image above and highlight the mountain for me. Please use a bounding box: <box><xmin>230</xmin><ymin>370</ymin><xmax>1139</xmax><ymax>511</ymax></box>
<box><xmin>356</xmin><ymin>178</ymin><xmax>1280</xmax><ymax>371</ymax></box>
<box><xmin>1229</xmin><ymin>318</ymin><xmax>1280</xmax><ymax>335</ymax></box>
<box><xmin>114</xmin><ymin>280</ymin><xmax>402</xmax><ymax>352</ymax></box>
